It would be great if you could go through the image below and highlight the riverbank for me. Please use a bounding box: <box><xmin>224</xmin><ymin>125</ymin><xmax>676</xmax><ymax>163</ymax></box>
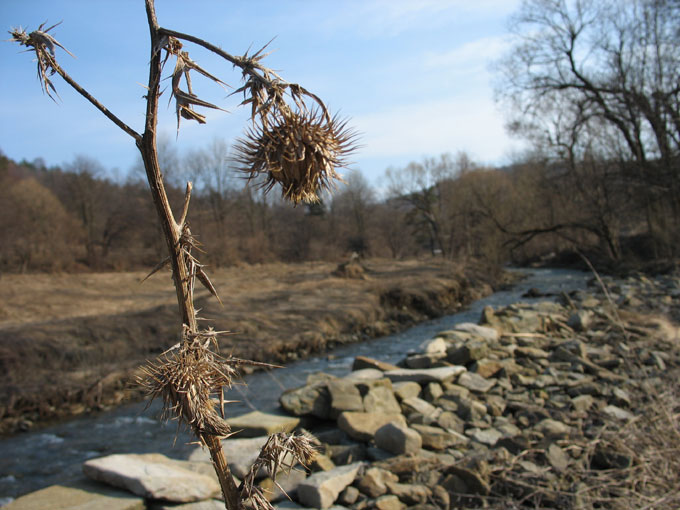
<box><xmin>4</xmin><ymin>267</ymin><xmax>678</xmax><ymax>509</ymax></box>
<box><xmin>0</xmin><ymin>258</ymin><xmax>506</xmax><ymax>435</ymax></box>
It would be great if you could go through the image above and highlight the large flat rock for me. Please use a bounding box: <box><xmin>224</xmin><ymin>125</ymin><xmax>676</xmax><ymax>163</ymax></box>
<box><xmin>226</xmin><ymin>410</ymin><xmax>300</xmax><ymax>438</ymax></box>
<box><xmin>3</xmin><ymin>478</ymin><xmax>145</xmax><ymax>510</ymax></box>
<box><xmin>385</xmin><ymin>366</ymin><xmax>465</xmax><ymax>384</ymax></box>
<box><xmin>189</xmin><ymin>436</ymin><xmax>268</xmax><ymax>480</ymax></box>
<box><xmin>297</xmin><ymin>462</ymin><xmax>364</xmax><ymax>509</ymax></box>
<box><xmin>83</xmin><ymin>453</ymin><xmax>220</xmax><ymax>502</ymax></box>
<box><xmin>337</xmin><ymin>412</ymin><xmax>407</xmax><ymax>442</ymax></box>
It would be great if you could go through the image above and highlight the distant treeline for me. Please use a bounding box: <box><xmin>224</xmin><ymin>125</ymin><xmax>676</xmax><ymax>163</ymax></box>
<box><xmin>1</xmin><ymin>141</ymin><xmax>677</xmax><ymax>273</ymax></box>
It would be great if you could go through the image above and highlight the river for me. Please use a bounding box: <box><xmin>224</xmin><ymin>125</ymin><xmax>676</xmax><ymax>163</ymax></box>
<box><xmin>0</xmin><ymin>268</ymin><xmax>591</xmax><ymax>504</ymax></box>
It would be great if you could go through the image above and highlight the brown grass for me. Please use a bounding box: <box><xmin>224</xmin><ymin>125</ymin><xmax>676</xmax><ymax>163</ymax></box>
<box><xmin>0</xmin><ymin>258</ymin><xmax>491</xmax><ymax>434</ymax></box>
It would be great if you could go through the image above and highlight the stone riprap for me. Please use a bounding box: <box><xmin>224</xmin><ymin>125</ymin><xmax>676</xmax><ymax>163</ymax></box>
<box><xmin>10</xmin><ymin>270</ymin><xmax>678</xmax><ymax>509</ymax></box>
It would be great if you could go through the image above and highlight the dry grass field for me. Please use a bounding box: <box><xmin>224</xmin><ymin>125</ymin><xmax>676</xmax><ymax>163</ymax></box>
<box><xmin>0</xmin><ymin>258</ymin><xmax>498</xmax><ymax>434</ymax></box>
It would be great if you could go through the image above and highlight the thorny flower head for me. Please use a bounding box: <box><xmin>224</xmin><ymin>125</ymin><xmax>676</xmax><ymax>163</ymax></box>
<box><xmin>10</xmin><ymin>21</ymin><xmax>75</xmax><ymax>101</ymax></box>
<box><xmin>234</xmin><ymin>108</ymin><xmax>358</xmax><ymax>204</ymax></box>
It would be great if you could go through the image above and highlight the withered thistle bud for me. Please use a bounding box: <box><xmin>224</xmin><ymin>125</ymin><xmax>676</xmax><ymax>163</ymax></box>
<box><xmin>234</xmin><ymin>108</ymin><xmax>358</xmax><ymax>204</ymax></box>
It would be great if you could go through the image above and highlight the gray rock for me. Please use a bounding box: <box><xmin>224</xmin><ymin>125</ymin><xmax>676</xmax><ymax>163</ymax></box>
<box><xmin>327</xmin><ymin>380</ymin><xmax>364</xmax><ymax>418</ymax></box>
<box><xmin>226</xmin><ymin>411</ymin><xmax>300</xmax><ymax>438</ymax></box>
<box><xmin>602</xmin><ymin>405</ymin><xmax>634</xmax><ymax>421</ymax></box>
<box><xmin>374</xmin><ymin>422</ymin><xmax>422</xmax><ymax>455</ymax></box>
<box><xmin>362</xmin><ymin>379</ymin><xmax>401</xmax><ymax>415</ymax></box>
<box><xmin>385</xmin><ymin>366</ymin><xmax>465</xmax><ymax>384</ymax></box>
<box><xmin>2</xmin><ymin>478</ymin><xmax>144</xmax><ymax>510</ymax></box>
<box><xmin>373</xmin><ymin>494</ymin><xmax>406</xmax><ymax>510</ymax></box>
<box><xmin>405</xmin><ymin>353</ymin><xmax>444</xmax><ymax>369</ymax></box>
<box><xmin>514</xmin><ymin>346</ymin><xmax>550</xmax><ymax>359</ymax></box>
<box><xmin>393</xmin><ymin>382</ymin><xmax>421</xmax><ymax>401</ymax></box>
<box><xmin>189</xmin><ymin>435</ymin><xmax>266</xmax><ymax>480</ymax></box>
<box><xmin>567</xmin><ymin>310</ymin><xmax>593</xmax><ymax>331</ymax></box>
<box><xmin>337</xmin><ymin>412</ymin><xmax>407</xmax><ymax>442</ymax></box>
<box><xmin>401</xmin><ymin>397</ymin><xmax>438</xmax><ymax>418</ymax></box>
<box><xmin>352</xmin><ymin>356</ymin><xmax>400</xmax><ymax>372</ymax></box>
<box><xmin>451</xmin><ymin>323</ymin><xmax>499</xmax><ymax>342</ymax></box>
<box><xmin>457</xmin><ymin>372</ymin><xmax>495</xmax><ymax>393</ymax></box>
<box><xmin>280</xmin><ymin>374</ymin><xmax>333</xmax><ymax>418</ymax></box>
<box><xmin>447</xmin><ymin>341</ymin><xmax>488</xmax><ymax>365</ymax></box>
<box><xmin>356</xmin><ymin>466</ymin><xmax>399</xmax><ymax>498</ymax></box>
<box><xmin>338</xmin><ymin>485</ymin><xmax>360</xmax><ymax>505</ymax></box>
<box><xmin>83</xmin><ymin>453</ymin><xmax>220</xmax><ymax>503</ymax></box>
<box><xmin>258</xmin><ymin>468</ymin><xmax>308</xmax><ymax>502</ymax></box>
<box><xmin>385</xmin><ymin>481</ymin><xmax>431</xmax><ymax>505</ymax></box>
<box><xmin>344</xmin><ymin>368</ymin><xmax>385</xmax><ymax>382</ymax></box>
<box><xmin>472</xmin><ymin>359</ymin><xmax>503</xmax><ymax>378</ymax></box>
<box><xmin>410</xmin><ymin>424</ymin><xmax>468</xmax><ymax>450</ymax></box>
<box><xmin>467</xmin><ymin>427</ymin><xmax>502</xmax><ymax>446</ymax></box>
<box><xmin>297</xmin><ymin>462</ymin><xmax>364</xmax><ymax>509</ymax></box>
<box><xmin>420</xmin><ymin>337</ymin><xmax>448</xmax><ymax>354</ymax></box>
<box><xmin>546</xmin><ymin>444</ymin><xmax>569</xmax><ymax>472</ymax></box>
<box><xmin>534</xmin><ymin>419</ymin><xmax>571</xmax><ymax>439</ymax></box>
<box><xmin>571</xmin><ymin>394</ymin><xmax>595</xmax><ymax>413</ymax></box>
<box><xmin>423</xmin><ymin>382</ymin><xmax>443</xmax><ymax>401</ymax></box>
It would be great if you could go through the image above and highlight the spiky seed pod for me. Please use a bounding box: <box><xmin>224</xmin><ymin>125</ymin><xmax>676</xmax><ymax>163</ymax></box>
<box><xmin>139</xmin><ymin>343</ymin><xmax>238</xmax><ymax>437</ymax></box>
<box><xmin>234</xmin><ymin>109</ymin><xmax>358</xmax><ymax>204</ymax></box>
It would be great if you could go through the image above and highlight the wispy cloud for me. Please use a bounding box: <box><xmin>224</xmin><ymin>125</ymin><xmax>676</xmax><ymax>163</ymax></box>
<box><xmin>353</xmin><ymin>94</ymin><xmax>515</xmax><ymax>163</ymax></box>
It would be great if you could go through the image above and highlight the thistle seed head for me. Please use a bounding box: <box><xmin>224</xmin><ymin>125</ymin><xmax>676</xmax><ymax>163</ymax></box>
<box><xmin>139</xmin><ymin>342</ymin><xmax>238</xmax><ymax>437</ymax></box>
<box><xmin>234</xmin><ymin>108</ymin><xmax>358</xmax><ymax>204</ymax></box>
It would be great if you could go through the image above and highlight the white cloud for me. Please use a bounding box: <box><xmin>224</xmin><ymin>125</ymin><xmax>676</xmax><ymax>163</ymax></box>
<box><xmin>353</xmin><ymin>93</ymin><xmax>514</xmax><ymax>164</ymax></box>
<box><xmin>423</xmin><ymin>35</ymin><xmax>509</xmax><ymax>72</ymax></box>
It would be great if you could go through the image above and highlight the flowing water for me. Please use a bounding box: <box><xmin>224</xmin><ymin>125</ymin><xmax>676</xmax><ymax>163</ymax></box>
<box><xmin>0</xmin><ymin>268</ymin><xmax>591</xmax><ymax>503</ymax></box>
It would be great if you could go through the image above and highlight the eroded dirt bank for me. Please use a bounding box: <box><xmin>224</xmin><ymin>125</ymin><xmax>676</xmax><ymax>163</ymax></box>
<box><xmin>0</xmin><ymin>259</ymin><xmax>505</xmax><ymax>434</ymax></box>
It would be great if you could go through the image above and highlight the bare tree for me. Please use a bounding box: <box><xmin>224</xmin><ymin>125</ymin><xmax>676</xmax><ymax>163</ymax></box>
<box><xmin>385</xmin><ymin>154</ymin><xmax>455</xmax><ymax>257</ymax></box>
<box><xmin>10</xmin><ymin>3</ymin><xmax>355</xmax><ymax>508</ymax></box>
<box><xmin>496</xmin><ymin>0</ymin><xmax>680</xmax><ymax>257</ymax></box>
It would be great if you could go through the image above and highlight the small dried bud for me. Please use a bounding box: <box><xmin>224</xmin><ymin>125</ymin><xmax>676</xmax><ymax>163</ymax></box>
<box><xmin>234</xmin><ymin>108</ymin><xmax>358</xmax><ymax>204</ymax></box>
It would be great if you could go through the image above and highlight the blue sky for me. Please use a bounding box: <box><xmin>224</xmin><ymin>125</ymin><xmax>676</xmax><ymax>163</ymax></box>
<box><xmin>1</xmin><ymin>1</ymin><xmax>523</xmax><ymax>185</ymax></box>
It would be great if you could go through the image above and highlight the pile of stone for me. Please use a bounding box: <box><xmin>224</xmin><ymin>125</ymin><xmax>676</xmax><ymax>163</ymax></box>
<box><xmin>5</xmin><ymin>271</ymin><xmax>678</xmax><ymax>510</ymax></box>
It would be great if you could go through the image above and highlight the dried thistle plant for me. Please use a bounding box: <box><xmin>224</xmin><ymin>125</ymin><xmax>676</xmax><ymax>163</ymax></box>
<box><xmin>10</xmin><ymin>3</ymin><xmax>352</xmax><ymax>508</ymax></box>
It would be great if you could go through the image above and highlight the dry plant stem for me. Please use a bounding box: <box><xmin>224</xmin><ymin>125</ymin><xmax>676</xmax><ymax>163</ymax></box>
<box><xmin>143</xmin><ymin>2</ymin><xmax>239</xmax><ymax>508</ymax></box>
<box><xmin>43</xmin><ymin>54</ymin><xmax>141</xmax><ymax>142</ymax></box>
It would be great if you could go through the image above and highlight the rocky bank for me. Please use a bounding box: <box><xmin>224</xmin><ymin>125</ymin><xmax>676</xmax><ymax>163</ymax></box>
<box><xmin>4</xmin><ymin>270</ymin><xmax>679</xmax><ymax>509</ymax></box>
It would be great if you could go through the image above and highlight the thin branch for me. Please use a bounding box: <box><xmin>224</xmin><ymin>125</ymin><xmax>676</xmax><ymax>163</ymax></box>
<box><xmin>49</xmin><ymin>57</ymin><xmax>142</xmax><ymax>142</ymax></box>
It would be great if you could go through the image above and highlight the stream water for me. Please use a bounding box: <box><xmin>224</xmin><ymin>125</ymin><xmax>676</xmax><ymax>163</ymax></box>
<box><xmin>0</xmin><ymin>268</ymin><xmax>592</xmax><ymax>503</ymax></box>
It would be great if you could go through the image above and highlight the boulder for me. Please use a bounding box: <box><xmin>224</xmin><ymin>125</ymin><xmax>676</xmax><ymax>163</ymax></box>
<box><xmin>297</xmin><ymin>462</ymin><xmax>364</xmax><ymax>509</ymax></box>
<box><xmin>362</xmin><ymin>379</ymin><xmax>401</xmax><ymax>415</ymax></box>
<box><xmin>374</xmin><ymin>422</ymin><xmax>422</xmax><ymax>455</ymax></box>
<box><xmin>337</xmin><ymin>412</ymin><xmax>407</xmax><ymax>442</ymax></box>
<box><xmin>447</xmin><ymin>341</ymin><xmax>489</xmax><ymax>365</ymax></box>
<box><xmin>82</xmin><ymin>453</ymin><xmax>220</xmax><ymax>503</ymax></box>
<box><xmin>327</xmin><ymin>379</ymin><xmax>364</xmax><ymax>418</ymax></box>
<box><xmin>280</xmin><ymin>380</ymin><xmax>331</xmax><ymax>419</ymax></box>
<box><xmin>2</xmin><ymin>479</ymin><xmax>144</xmax><ymax>510</ymax></box>
<box><xmin>226</xmin><ymin>411</ymin><xmax>300</xmax><ymax>438</ymax></box>
<box><xmin>393</xmin><ymin>382</ymin><xmax>421</xmax><ymax>401</ymax></box>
